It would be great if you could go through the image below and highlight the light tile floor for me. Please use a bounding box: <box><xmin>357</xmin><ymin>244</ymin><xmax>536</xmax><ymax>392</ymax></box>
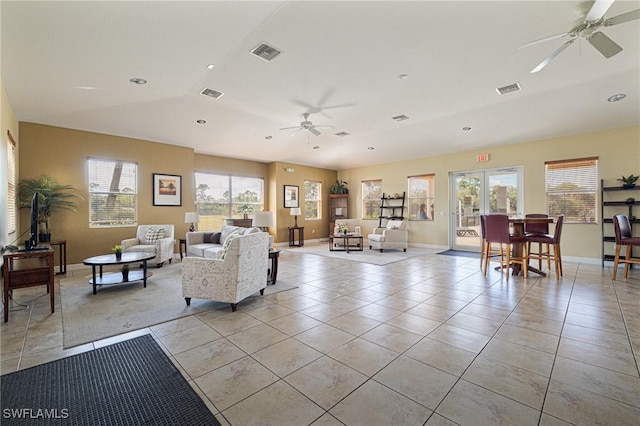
<box><xmin>2</xmin><ymin>248</ymin><xmax>639</xmax><ymax>425</ymax></box>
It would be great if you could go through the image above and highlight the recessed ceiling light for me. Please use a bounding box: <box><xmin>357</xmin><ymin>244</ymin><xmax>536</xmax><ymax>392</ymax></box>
<box><xmin>206</xmin><ymin>64</ymin><xmax>215</xmax><ymax>70</ymax></box>
<box><xmin>129</xmin><ymin>78</ymin><xmax>147</xmax><ymax>85</ymax></box>
<box><xmin>313</xmin><ymin>146</ymin><xmax>320</xmax><ymax>149</ymax></box>
<box><xmin>462</xmin><ymin>126</ymin><xmax>472</xmax><ymax>131</ymax></box>
<box><xmin>265</xmin><ymin>135</ymin><xmax>272</xmax><ymax>140</ymax></box>
<box><xmin>392</xmin><ymin>115</ymin><xmax>410</xmax><ymax>122</ymax></box>
<box><xmin>608</xmin><ymin>93</ymin><xmax>626</xmax><ymax>102</ymax></box>
<box><xmin>368</xmin><ymin>147</ymin><xmax>375</xmax><ymax>150</ymax></box>
<box><xmin>399</xmin><ymin>74</ymin><xmax>408</xmax><ymax>80</ymax></box>
<box><xmin>196</xmin><ymin>119</ymin><xmax>206</xmax><ymax>125</ymax></box>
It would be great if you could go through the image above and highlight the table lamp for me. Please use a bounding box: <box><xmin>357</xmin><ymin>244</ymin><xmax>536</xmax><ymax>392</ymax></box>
<box><xmin>185</xmin><ymin>212</ymin><xmax>199</xmax><ymax>232</ymax></box>
<box><xmin>290</xmin><ymin>207</ymin><xmax>301</xmax><ymax>227</ymax></box>
<box><xmin>252</xmin><ymin>211</ymin><xmax>274</xmax><ymax>232</ymax></box>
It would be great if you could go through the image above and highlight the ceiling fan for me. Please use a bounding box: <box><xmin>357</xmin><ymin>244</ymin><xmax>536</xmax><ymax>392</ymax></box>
<box><xmin>279</xmin><ymin>113</ymin><xmax>334</xmax><ymax>136</ymax></box>
<box><xmin>520</xmin><ymin>0</ymin><xmax>640</xmax><ymax>73</ymax></box>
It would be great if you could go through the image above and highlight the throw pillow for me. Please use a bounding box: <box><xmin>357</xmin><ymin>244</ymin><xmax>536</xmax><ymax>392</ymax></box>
<box><xmin>144</xmin><ymin>227</ymin><xmax>165</xmax><ymax>244</ymax></box>
<box><xmin>386</xmin><ymin>220</ymin><xmax>403</xmax><ymax>230</ymax></box>
<box><xmin>338</xmin><ymin>222</ymin><xmax>349</xmax><ymax>233</ymax></box>
<box><xmin>219</xmin><ymin>229</ymin><xmax>242</xmax><ymax>260</ymax></box>
<box><xmin>203</xmin><ymin>232</ymin><xmax>221</xmax><ymax>244</ymax></box>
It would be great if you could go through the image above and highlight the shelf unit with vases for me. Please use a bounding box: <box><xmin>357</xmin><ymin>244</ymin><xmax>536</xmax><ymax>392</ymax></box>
<box><xmin>600</xmin><ymin>179</ymin><xmax>640</xmax><ymax>266</ymax></box>
<box><xmin>378</xmin><ymin>192</ymin><xmax>406</xmax><ymax>228</ymax></box>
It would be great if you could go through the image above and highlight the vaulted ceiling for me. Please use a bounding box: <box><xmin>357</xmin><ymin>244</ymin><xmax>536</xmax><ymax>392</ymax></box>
<box><xmin>2</xmin><ymin>1</ymin><xmax>639</xmax><ymax>170</ymax></box>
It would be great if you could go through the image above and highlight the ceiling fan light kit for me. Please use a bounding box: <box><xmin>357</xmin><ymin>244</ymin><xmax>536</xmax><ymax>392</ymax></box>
<box><xmin>521</xmin><ymin>0</ymin><xmax>639</xmax><ymax>73</ymax></box>
<box><xmin>279</xmin><ymin>113</ymin><xmax>334</xmax><ymax>137</ymax></box>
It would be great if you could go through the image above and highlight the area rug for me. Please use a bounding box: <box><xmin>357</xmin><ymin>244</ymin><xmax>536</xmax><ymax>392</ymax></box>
<box><xmin>60</xmin><ymin>262</ymin><xmax>298</xmax><ymax>348</ymax></box>
<box><xmin>287</xmin><ymin>243</ymin><xmax>431</xmax><ymax>265</ymax></box>
<box><xmin>0</xmin><ymin>334</ymin><xmax>221</xmax><ymax>426</ymax></box>
<box><xmin>437</xmin><ymin>249</ymin><xmax>479</xmax><ymax>259</ymax></box>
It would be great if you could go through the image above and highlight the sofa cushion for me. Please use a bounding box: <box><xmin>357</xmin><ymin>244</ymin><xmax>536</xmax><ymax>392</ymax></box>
<box><xmin>220</xmin><ymin>225</ymin><xmax>242</xmax><ymax>245</ymax></box>
<box><xmin>144</xmin><ymin>227</ymin><xmax>165</xmax><ymax>244</ymax></box>
<box><xmin>219</xmin><ymin>229</ymin><xmax>243</xmax><ymax>260</ymax></box>
<box><xmin>203</xmin><ymin>232</ymin><xmax>221</xmax><ymax>244</ymax></box>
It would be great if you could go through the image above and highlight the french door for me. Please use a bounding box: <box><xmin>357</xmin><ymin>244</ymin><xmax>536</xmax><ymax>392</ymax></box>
<box><xmin>450</xmin><ymin>167</ymin><xmax>523</xmax><ymax>252</ymax></box>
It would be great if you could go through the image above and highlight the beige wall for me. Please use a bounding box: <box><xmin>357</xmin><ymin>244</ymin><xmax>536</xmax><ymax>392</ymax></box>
<box><xmin>1</xmin><ymin>80</ymin><xmax>20</xmax><ymax>248</ymax></box>
<box><xmin>338</xmin><ymin>125</ymin><xmax>639</xmax><ymax>260</ymax></box>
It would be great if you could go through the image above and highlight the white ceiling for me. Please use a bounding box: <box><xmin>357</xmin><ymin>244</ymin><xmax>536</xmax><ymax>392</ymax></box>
<box><xmin>2</xmin><ymin>1</ymin><xmax>639</xmax><ymax>170</ymax></box>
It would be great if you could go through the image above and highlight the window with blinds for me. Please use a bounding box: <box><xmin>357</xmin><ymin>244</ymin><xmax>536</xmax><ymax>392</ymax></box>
<box><xmin>304</xmin><ymin>180</ymin><xmax>322</xmax><ymax>220</ymax></box>
<box><xmin>362</xmin><ymin>179</ymin><xmax>383</xmax><ymax>219</ymax></box>
<box><xmin>408</xmin><ymin>174</ymin><xmax>435</xmax><ymax>220</ymax></box>
<box><xmin>545</xmin><ymin>157</ymin><xmax>598</xmax><ymax>224</ymax></box>
<box><xmin>88</xmin><ymin>158</ymin><xmax>137</xmax><ymax>227</ymax></box>
<box><xmin>7</xmin><ymin>132</ymin><xmax>17</xmax><ymax>235</ymax></box>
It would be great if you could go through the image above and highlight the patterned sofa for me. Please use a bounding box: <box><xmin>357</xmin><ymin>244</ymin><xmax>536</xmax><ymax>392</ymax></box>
<box><xmin>181</xmin><ymin>230</ymin><xmax>269</xmax><ymax>312</ymax></box>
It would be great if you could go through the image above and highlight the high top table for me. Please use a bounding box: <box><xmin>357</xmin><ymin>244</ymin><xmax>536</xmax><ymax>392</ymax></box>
<box><xmin>509</xmin><ymin>217</ymin><xmax>554</xmax><ymax>276</ymax></box>
<box><xmin>83</xmin><ymin>252</ymin><xmax>155</xmax><ymax>294</ymax></box>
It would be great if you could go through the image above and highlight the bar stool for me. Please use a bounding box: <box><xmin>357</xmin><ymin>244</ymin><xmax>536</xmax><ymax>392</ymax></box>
<box><xmin>483</xmin><ymin>214</ymin><xmax>528</xmax><ymax>280</ymax></box>
<box><xmin>526</xmin><ymin>215</ymin><xmax>564</xmax><ymax>279</ymax></box>
<box><xmin>612</xmin><ymin>214</ymin><xmax>640</xmax><ymax>280</ymax></box>
<box><xmin>524</xmin><ymin>213</ymin><xmax>549</xmax><ymax>270</ymax></box>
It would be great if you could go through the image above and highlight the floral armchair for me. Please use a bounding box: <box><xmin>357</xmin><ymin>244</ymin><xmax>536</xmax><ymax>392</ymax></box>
<box><xmin>121</xmin><ymin>224</ymin><xmax>175</xmax><ymax>267</ymax></box>
<box><xmin>181</xmin><ymin>231</ymin><xmax>269</xmax><ymax>312</ymax></box>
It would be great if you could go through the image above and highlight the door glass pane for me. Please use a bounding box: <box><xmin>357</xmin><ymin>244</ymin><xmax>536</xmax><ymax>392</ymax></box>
<box><xmin>454</xmin><ymin>174</ymin><xmax>481</xmax><ymax>250</ymax></box>
<box><xmin>488</xmin><ymin>171</ymin><xmax>519</xmax><ymax>216</ymax></box>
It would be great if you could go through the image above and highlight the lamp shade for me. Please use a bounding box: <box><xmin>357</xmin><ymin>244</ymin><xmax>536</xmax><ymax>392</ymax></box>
<box><xmin>252</xmin><ymin>211</ymin><xmax>274</xmax><ymax>228</ymax></box>
<box><xmin>290</xmin><ymin>207</ymin><xmax>302</xmax><ymax>216</ymax></box>
<box><xmin>184</xmin><ymin>212</ymin><xmax>199</xmax><ymax>223</ymax></box>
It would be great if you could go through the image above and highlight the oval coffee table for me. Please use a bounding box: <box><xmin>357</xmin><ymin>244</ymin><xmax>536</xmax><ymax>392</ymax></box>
<box><xmin>83</xmin><ymin>252</ymin><xmax>155</xmax><ymax>294</ymax></box>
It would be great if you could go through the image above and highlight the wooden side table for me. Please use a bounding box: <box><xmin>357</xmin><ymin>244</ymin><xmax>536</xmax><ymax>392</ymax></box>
<box><xmin>288</xmin><ymin>226</ymin><xmax>304</xmax><ymax>247</ymax></box>
<box><xmin>268</xmin><ymin>249</ymin><xmax>280</xmax><ymax>285</ymax></box>
<box><xmin>50</xmin><ymin>239</ymin><xmax>67</xmax><ymax>275</ymax></box>
<box><xmin>179</xmin><ymin>239</ymin><xmax>187</xmax><ymax>260</ymax></box>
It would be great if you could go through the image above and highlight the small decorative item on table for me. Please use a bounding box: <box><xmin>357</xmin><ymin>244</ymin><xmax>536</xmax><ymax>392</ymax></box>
<box><xmin>121</xmin><ymin>264</ymin><xmax>129</xmax><ymax>282</ymax></box>
<box><xmin>113</xmin><ymin>244</ymin><xmax>122</xmax><ymax>261</ymax></box>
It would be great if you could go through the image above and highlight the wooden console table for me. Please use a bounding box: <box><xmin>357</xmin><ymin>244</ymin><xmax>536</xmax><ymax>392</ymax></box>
<box><xmin>3</xmin><ymin>248</ymin><xmax>55</xmax><ymax>322</ymax></box>
<box><xmin>50</xmin><ymin>239</ymin><xmax>67</xmax><ymax>275</ymax></box>
<box><xmin>224</xmin><ymin>218</ymin><xmax>253</xmax><ymax>228</ymax></box>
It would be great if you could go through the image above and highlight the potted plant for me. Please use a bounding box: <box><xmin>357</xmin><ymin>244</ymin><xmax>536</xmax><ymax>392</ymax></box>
<box><xmin>236</xmin><ymin>204</ymin><xmax>253</xmax><ymax>219</ymax></box>
<box><xmin>18</xmin><ymin>175</ymin><xmax>82</xmax><ymax>242</ymax></box>
<box><xmin>330</xmin><ymin>180</ymin><xmax>349</xmax><ymax>194</ymax></box>
<box><xmin>113</xmin><ymin>244</ymin><xmax>123</xmax><ymax>260</ymax></box>
<box><xmin>121</xmin><ymin>264</ymin><xmax>129</xmax><ymax>282</ymax></box>
<box><xmin>618</xmin><ymin>174</ymin><xmax>639</xmax><ymax>188</ymax></box>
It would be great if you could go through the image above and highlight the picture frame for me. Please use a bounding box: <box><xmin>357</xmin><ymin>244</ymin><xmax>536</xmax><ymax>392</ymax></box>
<box><xmin>153</xmin><ymin>173</ymin><xmax>182</xmax><ymax>206</ymax></box>
<box><xmin>284</xmin><ymin>185</ymin><xmax>299</xmax><ymax>208</ymax></box>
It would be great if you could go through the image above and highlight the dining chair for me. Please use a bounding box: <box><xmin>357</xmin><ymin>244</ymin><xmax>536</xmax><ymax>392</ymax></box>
<box><xmin>482</xmin><ymin>214</ymin><xmax>528</xmax><ymax>280</ymax></box>
<box><xmin>526</xmin><ymin>215</ymin><xmax>564</xmax><ymax>279</ymax></box>
<box><xmin>612</xmin><ymin>214</ymin><xmax>640</xmax><ymax>280</ymax></box>
<box><xmin>525</xmin><ymin>213</ymin><xmax>550</xmax><ymax>270</ymax></box>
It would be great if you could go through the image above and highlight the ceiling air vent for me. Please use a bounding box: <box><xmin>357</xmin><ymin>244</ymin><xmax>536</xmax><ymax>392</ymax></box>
<box><xmin>250</xmin><ymin>42</ymin><xmax>282</xmax><ymax>62</ymax></box>
<box><xmin>335</xmin><ymin>132</ymin><xmax>350</xmax><ymax>137</ymax></box>
<box><xmin>496</xmin><ymin>83</ymin><xmax>521</xmax><ymax>95</ymax></box>
<box><xmin>392</xmin><ymin>114</ymin><xmax>410</xmax><ymax>122</ymax></box>
<box><xmin>200</xmin><ymin>88</ymin><xmax>224</xmax><ymax>99</ymax></box>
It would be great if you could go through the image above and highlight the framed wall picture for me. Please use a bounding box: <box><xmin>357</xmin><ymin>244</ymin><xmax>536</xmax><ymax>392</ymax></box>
<box><xmin>153</xmin><ymin>173</ymin><xmax>182</xmax><ymax>206</ymax></box>
<box><xmin>284</xmin><ymin>185</ymin><xmax>299</xmax><ymax>208</ymax></box>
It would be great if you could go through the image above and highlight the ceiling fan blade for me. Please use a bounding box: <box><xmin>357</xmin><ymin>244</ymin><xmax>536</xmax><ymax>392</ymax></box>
<box><xmin>279</xmin><ymin>125</ymin><xmax>301</xmax><ymax>130</ymax></box>
<box><xmin>308</xmin><ymin>127</ymin><xmax>321</xmax><ymax>136</ymax></box>
<box><xmin>604</xmin><ymin>8</ymin><xmax>640</xmax><ymax>26</ymax></box>
<box><xmin>585</xmin><ymin>0</ymin><xmax>615</xmax><ymax>22</ymax></box>
<box><xmin>312</xmin><ymin>125</ymin><xmax>335</xmax><ymax>129</ymax></box>
<box><xmin>288</xmin><ymin>128</ymin><xmax>304</xmax><ymax>137</ymax></box>
<box><xmin>530</xmin><ymin>39</ymin><xmax>575</xmax><ymax>73</ymax></box>
<box><xmin>518</xmin><ymin>32</ymin><xmax>571</xmax><ymax>49</ymax></box>
<box><xmin>588</xmin><ymin>31</ymin><xmax>623</xmax><ymax>58</ymax></box>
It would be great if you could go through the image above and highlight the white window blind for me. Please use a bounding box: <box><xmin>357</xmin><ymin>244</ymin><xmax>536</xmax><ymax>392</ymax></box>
<box><xmin>88</xmin><ymin>158</ymin><xmax>137</xmax><ymax>227</ymax></box>
<box><xmin>7</xmin><ymin>131</ymin><xmax>17</xmax><ymax>234</ymax></box>
<box><xmin>408</xmin><ymin>174</ymin><xmax>435</xmax><ymax>220</ymax></box>
<box><xmin>362</xmin><ymin>179</ymin><xmax>383</xmax><ymax>219</ymax></box>
<box><xmin>304</xmin><ymin>181</ymin><xmax>322</xmax><ymax>220</ymax></box>
<box><xmin>545</xmin><ymin>157</ymin><xmax>597</xmax><ymax>224</ymax></box>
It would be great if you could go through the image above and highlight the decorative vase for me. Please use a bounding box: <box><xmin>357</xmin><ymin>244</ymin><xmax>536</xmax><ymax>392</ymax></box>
<box><xmin>122</xmin><ymin>270</ymin><xmax>129</xmax><ymax>282</ymax></box>
<box><xmin>115</xmin><ymin>252</ymin><xmax>122</xmax><ymax>261</ymax></box>
<box><xmin>623</xmin><ymin>183</ymin><xmax>636</xmax><ymax>189</ymax></box>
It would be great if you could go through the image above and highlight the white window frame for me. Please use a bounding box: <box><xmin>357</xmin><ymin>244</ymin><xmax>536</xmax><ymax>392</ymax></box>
<box><xmin>88</xmin><ymin>158</ymin><xmax>138</xmax><ymax>228</ymax></box>
<box><xmin>545</xmin><ymin>157</ymin><xmax>598</xmax><ymax>224</ymax></box>
<box><xmin>362</xmin><ymin>179</ymin><xmax>383</xmax><ymax>220</ymax></box>
<box><xmin>7</xmin><ymin>131</ymin><xmax>17</xmax><ymax>235</ymax></box>
<box><xmin>304</xmin><ymin>180</ymin><xmax>322</xmax><ymax>220</ymax></box>
<box><xmin>408</xmin><ymin>174</ymin><xmax>435</xmax><ymax>221</ymax></box>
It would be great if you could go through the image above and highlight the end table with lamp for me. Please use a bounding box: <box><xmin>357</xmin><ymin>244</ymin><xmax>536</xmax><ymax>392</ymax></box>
<box><xmin>289</xmin><ymin>207</ymin><xmax>304</xmax><ymax>246</ymax></box>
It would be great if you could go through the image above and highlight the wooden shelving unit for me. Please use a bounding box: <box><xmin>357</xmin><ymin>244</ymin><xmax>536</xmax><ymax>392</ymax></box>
<box><xmin>378</xmin><ymin>192</ymin><xmax>405</xmax><ymax>228</ymax></box>
<box><xmin>601</xmin><ymin>179</ymin><xmax>640</xmax><ymax>266</ymax></box>
<box><xmin>329</xmin><ymin>194</ymin><xmax>348</xmax><ymax>235</ymax></box>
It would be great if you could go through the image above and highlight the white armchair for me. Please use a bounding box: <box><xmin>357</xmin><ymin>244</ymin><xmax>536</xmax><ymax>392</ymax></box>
<box><xmin>121</xmin><ymin>224</ymin><xmax>175</xmax><ymax>267</ymax></box>
<box><xmin>181</xmin><ymin>231</ymin><xmax>269</xmax><ymax>312</ymax></box>
<box><xmin>368</xmin><ymin>220</ymin><xmax>408</xmax><ymax>252</ymax></box>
